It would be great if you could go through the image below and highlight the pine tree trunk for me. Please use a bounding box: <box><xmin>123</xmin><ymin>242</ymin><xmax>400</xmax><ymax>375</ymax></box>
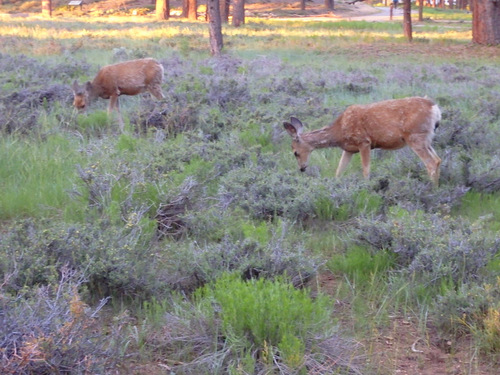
<box><xmin>220</xmin><ymin>0</ymin><xmax>230</xmax><ymax>23</ymax></box>
<box><xmin>473</xmin><ymin>0</ymin><xmax>500</xmax><ymax>45</ymax></box>
<box><xmin>156</xmin><ymin>0</ymin><xmax>170</xmax><ymax>20</ymax></box>
<box><xmin>188</xmin><ymin>0</ymin><xmax>197</xmax><ymax>20</ymax></box>
<box><xmin>325</xmin><ymin>0</ymin><xmax>334</xmax><ymax>10</ymax></box>
<box><xmin>232</xmin><ymin>0</ymin><xmax>245</xmax><ymax>26</ymax></box>
<box><xmin>208</xmin><ymin>0</ymin><xmax>223</xmax><ymax>56</ymax></box>
<box><xmin>403</xmin><ymin>0</ymin><xmax>413</xmax><ymax>42</ymax></box>
<box><xmin>42</xmin><ymin>0</ymin><xmax>52</xmax><ymax>17</ymax></box>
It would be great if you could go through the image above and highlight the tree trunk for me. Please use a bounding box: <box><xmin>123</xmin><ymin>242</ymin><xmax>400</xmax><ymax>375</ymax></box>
<box><xmin>403</xmin><ymin>0</ymin><xmax>413</xmax><ymax>41</ymax></box>
<box><xmin>156</xmin><ymin>0</ymin><xmax>170</xmax><ymax>20</ymax></box>
<box><xmin>473</xmin><ymin>0</ymin><xmax>500</xmax><ymax>45</ymax></box>
<box><xmin>182</xmin><ymin>0</ymin><xmax>188</xmax><ymax>17</ymax></box>
<box><xmin>301</xmin><ymin>0</ymin><xmax>306</xmax><ymax>10</ymax></box>
<box><xmin>418</xmin><ymin>0</ymin><xmax>423</xmax><ymax>21</ymax></box>
<box><xmin>220</xmin><ymin>0</ymin><xmax>230</xmax><ymax>23</ymax></box>
<box><xmin>42</xmin><ymin>0</ymin><xmax>52</xmax><ymax>17</ymax></box>
<box><xmin>188</xmin><ymin>0</ymin><xmax>197</xmax><ymax>20</ymax></box>
<box><xmin>207</xmin><ymin>0</ymin><xmax>223</xmax><ymax>56</ymax></box>
<box><xmin>232</xmin><ymin>0</ymin><xmax>245</xmax><ymax>26</ymax></box>
<box><xmin>325</xmin><ymin>0</ymin><xmax>334</xmax><ymax>10</ymax></box>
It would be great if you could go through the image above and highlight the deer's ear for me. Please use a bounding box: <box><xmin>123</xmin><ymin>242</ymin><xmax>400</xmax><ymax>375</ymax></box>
<box><xmin>72</xmin><ymin>80</ymin><xmax>80</xmax><ymax>92</ymax></box>
<box><xmin>290</xmin><ymin>117</ymin><xmax>303</xmax><ymax>131</ymax></box>
<box><xmin>85</xmin><ymin>81</ymin><xmax>93</xmax><ymax>92</ymax></box>
<box><xmin>283</xmin><ymin>122</ymin><xmax>298</xmax><ymax>139</ymax></box>
<box><xmin>284</xmin><ymin>117</ymin><xmax>304</xmax><ymax>139</ymax></box>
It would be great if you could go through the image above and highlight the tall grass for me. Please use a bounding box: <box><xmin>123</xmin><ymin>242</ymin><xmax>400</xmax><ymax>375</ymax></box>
<box><xmin>0</xmin><ymin>135</ymin><xmax>85</xmax><ymax>220</ymax></box>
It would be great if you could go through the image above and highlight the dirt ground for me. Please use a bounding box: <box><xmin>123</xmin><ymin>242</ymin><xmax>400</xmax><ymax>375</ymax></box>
<box><xmin>316</xmin><ymin>272</ymin><xmax>493</xmax><ymax>375</ymax></box>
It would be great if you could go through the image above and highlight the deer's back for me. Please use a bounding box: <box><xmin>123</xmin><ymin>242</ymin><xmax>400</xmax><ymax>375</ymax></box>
<box><xmin>93</xmin><ymin>58</ymin><xmax>163</xmax><ymax>97</ymax></box>
<box><xmin>337</xmin><ymin>97</ymin><xmax>436</xmax><ymax>150</ymax></box>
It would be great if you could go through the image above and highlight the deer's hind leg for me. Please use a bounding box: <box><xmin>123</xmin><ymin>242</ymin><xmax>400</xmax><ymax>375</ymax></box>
<box><xmin>407</xmin><ymin>135</ymin><xmax>441</xmax><ymax>186</ymax></box>
<box><xmin>109</xmin><ymin>94</ymin><xmax>124</xmax><ymax>132</ymax></box>
<box><xmin>359</xmin><ymin>143</ymin><xmax>372</xmax><ymax>180</ymax></box>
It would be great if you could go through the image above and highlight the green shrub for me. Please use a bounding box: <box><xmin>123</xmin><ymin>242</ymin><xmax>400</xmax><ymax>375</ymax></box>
<box><xmin>198</xmin><ymin>274</ymin><xmax>332</xmax><ymax>347</ymax></box>
<box><xmin>143</xmin><ymin>273</ymin><xmax>361</xmax><ymax>374</ymax></box>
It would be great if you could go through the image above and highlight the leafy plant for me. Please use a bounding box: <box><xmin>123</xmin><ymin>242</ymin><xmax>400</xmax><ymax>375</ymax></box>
<box><xmin>152</xmin><ymin>273</ymin><xmax>362</xmax><ymax>374</ymax></box>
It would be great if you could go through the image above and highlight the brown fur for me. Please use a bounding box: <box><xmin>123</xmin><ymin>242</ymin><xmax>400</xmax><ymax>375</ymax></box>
<box><xmin>284</xmin><ymin>97</ymin><xmax>442</xmax><ymax>186</ymax></box>
<box><xmin>72</xmin><ymin>58</ymin><xmax>165</xmax><ymax>131</ymax></box>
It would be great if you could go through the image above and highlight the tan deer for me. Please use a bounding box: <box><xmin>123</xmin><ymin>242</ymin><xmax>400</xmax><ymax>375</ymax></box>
<box><xmin>72</xmin><ymin>58</ymin><xmax>165</xmax><ymax>132</ymax></box>
<box><xmin>283</xmin><ymin>97</ymin><xmax>442</xmax><ymax>186</ymax></box>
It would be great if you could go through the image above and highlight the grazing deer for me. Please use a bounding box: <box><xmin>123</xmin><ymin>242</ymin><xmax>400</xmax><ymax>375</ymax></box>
<box><xmin>283</xmin><ymin>97</ymin><xmax>442</xmax><ymax>186</ymax></box>
<box><xmin>72</xmin><ymin>58</ymin><xmax>165</xmax><ymax>132</ymax></box>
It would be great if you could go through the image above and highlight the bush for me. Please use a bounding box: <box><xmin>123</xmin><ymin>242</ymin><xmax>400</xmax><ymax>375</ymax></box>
<box><xmin>0</xmin><ymin>267</ymin><xmax>123</xmax><ymax>374</ymax></box>
<box><xmin>143</xmin><ymin>273</ymin><xmax>362</xmax><ymax>374</ymax></box>
<box><xmin>157</xmin><ymin>219</ymin><xmax>323</xmax><ymax>292</ymax></box>
<box><xmin>0</xmin><ymin>219</ymin><xmax>160</xmax><ymax>300</ymax></box>
<box><xmin>355</xmin><ymin>207</ymin><xmax>500</xmax><ymax>287</ymax></box>
<box><xmin>433</xmin><ymin>278</ymin><xmax>500</xmax><ymax>355</ymax></box>
<box><xmin>218</xmin><ymin>164</ymin><xmax>328</xmax><ymax>221</ymax></box>
<box><xmin>198</xmin><ymin>274</ymin><xmax>332</xmax><ymax>350</ymax></box>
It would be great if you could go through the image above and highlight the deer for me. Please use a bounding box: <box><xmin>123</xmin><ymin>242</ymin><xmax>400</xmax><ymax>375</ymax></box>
<box><xmin>283</xmin><ymin>97</ymin><xmax>442</xmax><ymax>186</ymax></box>
<box><xmin>72</xmin><ymin>58</ymin><xmax>165</xmax><ymax>132</ymax></box>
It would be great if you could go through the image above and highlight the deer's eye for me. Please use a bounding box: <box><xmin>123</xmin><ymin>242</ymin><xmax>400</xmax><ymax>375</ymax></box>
<box><xmin>294</xmin><ymin>151</ymin><xmax>299</xmax><ymax>158</ymax></box>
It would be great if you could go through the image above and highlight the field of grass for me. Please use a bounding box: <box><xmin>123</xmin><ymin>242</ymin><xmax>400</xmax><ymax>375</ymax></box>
<box><xmin>1</xmin><ymin>4</ymin><xmax>499</xmax><ymax>374</ymax></box>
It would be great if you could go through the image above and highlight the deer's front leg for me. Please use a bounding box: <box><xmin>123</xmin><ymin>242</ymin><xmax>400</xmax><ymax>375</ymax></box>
<box><xmin>336</xmin><ymin>150</ymin><xmax>354</xmax><ymax>177</ymax></box>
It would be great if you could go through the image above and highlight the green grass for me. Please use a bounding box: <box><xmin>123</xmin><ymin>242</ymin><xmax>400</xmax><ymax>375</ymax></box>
<box><xmin>423</xmin><ymin>7</ymin><xmax>472</xmax><ymax>21</ymax></box>
<box><xmin>0</xmin><ymin>135</ymin><xmax>85</xmax><ymax>220</ymax></box>
<box><xmin>454</xmin><ymin>191</ymin><xmax>500</xmax><ymax>232</ymax></box>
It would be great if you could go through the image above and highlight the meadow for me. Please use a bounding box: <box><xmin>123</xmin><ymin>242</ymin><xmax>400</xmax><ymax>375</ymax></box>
<box><xmin>1</xmin><ymin>4</ymin><xmax>500</xmax><ymax>374</ymax></box>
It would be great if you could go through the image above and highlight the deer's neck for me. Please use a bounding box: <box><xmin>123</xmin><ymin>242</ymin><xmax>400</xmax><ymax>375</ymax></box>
<box><xmin>301</xmin><ymin>123</ymin><xmax>341</xmax><ymax>150</ymax></box>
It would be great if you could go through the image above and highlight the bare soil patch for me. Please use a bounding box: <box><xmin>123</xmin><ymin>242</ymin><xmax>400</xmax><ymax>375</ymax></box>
<box><xmin>315</xmin><ymin>272</ymin><xmax>494</xmax><ymax>375</ymax></box>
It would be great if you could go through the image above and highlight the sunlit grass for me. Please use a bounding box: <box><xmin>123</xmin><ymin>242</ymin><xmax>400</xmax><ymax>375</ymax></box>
<box><xmin>0</xmin><ymin>11</ymin><xmax>473</xmax><ymax>57</ymax></box>
<box><xmin>423</xmin><ymin>6</ymin><xmax>472</xmax><ymax>21</ymax></box>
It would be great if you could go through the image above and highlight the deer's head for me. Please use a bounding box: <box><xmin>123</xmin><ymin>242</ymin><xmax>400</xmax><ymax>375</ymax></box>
<box><xmin>71</xmin><ymin>81</ymin><xmax>93</xmax><ymax>111</ymax></box>
<box><xmin>283</xmin><ymin>117</ymin><xmax>314</xmax><ymax>172</ymax></box>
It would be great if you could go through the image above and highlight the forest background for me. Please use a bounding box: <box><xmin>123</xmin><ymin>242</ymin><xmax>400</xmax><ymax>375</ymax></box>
<box><xmin>1</xmin><ymin>0</ymin><xmax>500</xmax><ymax>374</ymax></box>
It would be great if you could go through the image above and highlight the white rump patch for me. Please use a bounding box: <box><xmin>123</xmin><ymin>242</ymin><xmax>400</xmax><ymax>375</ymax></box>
<box><xmin>431</xmin><ymin>104</ymin><xmax>441</xmax><ymax>127</ymax></box>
